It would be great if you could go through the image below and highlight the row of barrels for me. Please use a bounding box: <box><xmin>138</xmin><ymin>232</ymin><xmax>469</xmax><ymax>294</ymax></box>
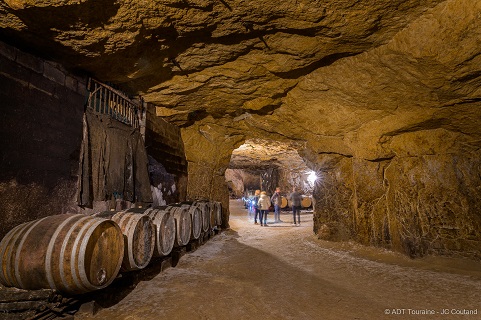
<box><xmin>280</xmin><ymin>196</ymin><xmax>312</xmax><ymax>209</ymax></box>
<box><xmin>0</xmin><ymin>201</ymin><xmax>222</xmax><ymax>295</ymax></box>
<box><xmin>246</xmin><ymin>196</ymin><xmax>312</xmax><ymax>209</ymax></box>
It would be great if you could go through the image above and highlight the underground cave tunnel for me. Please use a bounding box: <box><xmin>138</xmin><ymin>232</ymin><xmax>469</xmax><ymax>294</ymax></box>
<box><xmin>1</xmin><ymin>0</ymin><xmax>481</xmax><ymax>318</ymax></box>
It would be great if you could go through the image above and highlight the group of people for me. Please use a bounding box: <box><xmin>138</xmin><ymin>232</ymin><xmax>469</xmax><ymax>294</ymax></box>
<box><xmin>250</xmin><ymin>187</ymin><xmax>302</xmax><ymax>226</ymax></box>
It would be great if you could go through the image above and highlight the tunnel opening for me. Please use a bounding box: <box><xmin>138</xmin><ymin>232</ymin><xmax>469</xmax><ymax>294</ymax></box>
<box><xmin>226</xmin><ymin>139</ymin><xmax>317</xmax><ymax>197</ymax></box>
<box><xmin>225</xmin><ymin>138</ymin><xmax>317</xmax><ymax>226</ymax></box>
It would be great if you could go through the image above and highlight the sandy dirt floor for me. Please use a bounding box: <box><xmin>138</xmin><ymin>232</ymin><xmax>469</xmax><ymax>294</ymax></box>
<box><xmin>78</xmin><ymin>200</ymin><xmax>481</xmax><ymax>320</ymax></box>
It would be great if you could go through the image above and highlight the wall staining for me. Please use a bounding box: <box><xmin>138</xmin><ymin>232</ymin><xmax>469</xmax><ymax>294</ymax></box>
<box><xmin>77</xmin><ymin>109</ymin><xmax>153</xmax><ymax>207</ymax></box>
<box><xmin>0</xmin><ymin>41</ymin><xmax>86</xmax><ymax>239</ymax></box>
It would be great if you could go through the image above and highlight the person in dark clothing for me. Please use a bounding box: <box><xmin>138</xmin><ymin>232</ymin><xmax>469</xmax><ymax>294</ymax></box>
<box><xmin>253</xmin><ymin>190</ymin><xmax>261</xmax><ymax>224</ymax></box>
<box><xmin>270</xmin><ymin>187</ymin><xmax>282</xmax><ymax>223</ymax></box>
<box><xmin>288</xmin><ymin>187</ymin><xmax>302</xmax><ymax>226</ymax></box>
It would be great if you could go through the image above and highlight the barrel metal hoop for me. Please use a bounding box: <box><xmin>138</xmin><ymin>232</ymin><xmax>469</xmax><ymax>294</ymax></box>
<box><xmin>139</xmin><ymin>216</ymin><xmax>155</xmax><ymax>268</ymax></box>
<box><xmin>161</xmin><ymin>214</ymin><xmax>175</xmax><ymax>255</ymax></box>
<box><xmin>143</xmin><ymin>207</ymin><xmax>155</xmax><ymax>215</ymax></box>
<box><xmin>181</xmin><ymin>208</ymin><xmax>190</xmax><ymax>245</ymax></box>
<box><xmin>77</xmin><ymin>218</ymin><xmax>113</xmax><ymax>291</ymax></box>
<box><xmin>112</xmin><ymin>211</ymin><xmax>126</xmax><ymax>225</ymax></box>
<box><xmin>63</xmin><ymin>216</ymin><xmax>94</xmax><ymax>291</ymax></box>
<box><xmin>125</xmin><ymin>214</ymin><xmax>142</xmax><ymax>269</ymax></box>
<box><xmin>45</xmin><ymin>214</ymin><xmax>83</xmax><ymax>290</ymax></box>
<box><xmin>149</xmin><ymin>209</ymin><xmax>161</xmax><ymax>225</ymax></box>
<box><xmin>14</xmin><ymin>217</ymin><xmax>49</xmax><ymax>288</ymax></box>
<box><xmin>0</xmin><ymin>222</ymin><xmax>30</xmax><ymax>286</ymax></box>
<box><xmin>1</xmin><ymin>221</ymin><xmax>34</xmax><ymax>287</ymax></box>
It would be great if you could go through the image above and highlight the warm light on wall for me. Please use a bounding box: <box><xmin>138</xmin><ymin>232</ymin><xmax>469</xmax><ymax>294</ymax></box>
<box><xmin>307</xmin><ymin>171</ymin><xmax>317</xmax><ymax>184</ymax></box>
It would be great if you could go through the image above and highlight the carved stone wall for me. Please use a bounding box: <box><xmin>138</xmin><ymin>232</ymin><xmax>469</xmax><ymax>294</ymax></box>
<box><xmin>312</xmin><ymin>130</ymin><xmax>481</xmax><ymax>258</ymax></box>
<box><xmin>181</xmin><ymin>119</ymin><xmax>245</xmax><ymax>228</ymax></box>
<box><xmin>0</xmin><ymin>41</ymin><xmax>86</xmax><ymax>240</ymax></box>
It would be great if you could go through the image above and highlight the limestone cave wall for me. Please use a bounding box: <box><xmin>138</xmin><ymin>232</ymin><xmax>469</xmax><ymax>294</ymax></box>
<box><xmin>310</xmin><ymin>129</ymin><xmax>481</xmax><ymax>259</ymax></box>
<box><xmin>277</xmin><ymin>168</ymin><xmax>314</xmax><ymax>196</ymax></box>
<box><xmin>181</xmin><ymin>119</ymin><xmax>245</xmax><ymax>228</ymax></box>
<box><xmin>225</xmin><ymin>169</ymin><xmax>260</xmax><ymax>197</ymax></box>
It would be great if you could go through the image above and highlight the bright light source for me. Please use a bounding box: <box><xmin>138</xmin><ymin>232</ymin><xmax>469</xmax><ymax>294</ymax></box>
<box><xmin>307</xmin><ymin>171</ymin><xmax>317</xmax><ymax>184</ymax></box>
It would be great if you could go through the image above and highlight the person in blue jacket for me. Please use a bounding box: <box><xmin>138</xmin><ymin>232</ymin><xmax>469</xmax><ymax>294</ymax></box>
<box><xmin>252</xmin><ymin>189</ymin><xmax>261</xmax><ymax>224</ymax></box>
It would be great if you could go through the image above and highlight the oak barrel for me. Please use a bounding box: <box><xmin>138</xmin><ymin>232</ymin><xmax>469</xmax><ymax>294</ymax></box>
<box><xmin>208</xmin><ymin>202</ymin><xmax>216</xmax><ymax>229</ymax></box>
<box><xmin>169</xmin><ymin>206</ymin><xmax>192</xmax><ymax>247</ymax></box>
<box><xmin>111</xmin><ymin>211</ymin><xmax>155</xmax><ymax>271</ymax></box>
<box><xmin>280</xmin><ymin>196</ymin><xmax>288</xmax><ymax>209</ymax></box>
<box><xmin>192</xmin><ymin>201</ymin><xmax>210</xmax><ymax>233</ymax></box>
<box><xmin>144</xmin><ymin>207</ymin><xmax>175</xmax><ymax>257</ymax></box>
<box><xmin>301</xmin><ymin>196</ymin><xmax>312</xmax><ymax>208</ymax></box>
<box><xmin>182</xmin><ymin>204</ymin><xmax>202</xmax><ymax>240</ymax></box>
<box><xmin>212</xmin><ymin>201</ymin><xmax>222</xmax><ymax>227</ymax></box>
<box><xmin>0</xmin><ymin>214</ymin><xmax>124</xmax><ymax>294</ymax></box>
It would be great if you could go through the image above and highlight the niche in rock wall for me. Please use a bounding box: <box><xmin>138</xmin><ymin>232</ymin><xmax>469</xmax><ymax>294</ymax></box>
<box><xmin>144</xmin><ymin>104</ymin><xmax>188</xmax><ymax>203</ymax></box>
<box><xmin>149</xmin><ymin>155</ymin><xmax>180</xmax><ymax>206</ymax></box>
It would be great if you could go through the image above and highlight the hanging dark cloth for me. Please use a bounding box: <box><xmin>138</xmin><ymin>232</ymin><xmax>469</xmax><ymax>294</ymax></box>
<box><xmin>77</xmin><ymin>109</ymin><xmax>152</xmax><ymax>207</ymax></box>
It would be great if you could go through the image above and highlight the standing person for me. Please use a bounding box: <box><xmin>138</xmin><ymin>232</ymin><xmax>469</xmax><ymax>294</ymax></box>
<box><xmin>252</xmin><ymin>190</ymin><xmax>261</xmax><ymax>224</ymax></box>
<box><xmin>289</xmin><ymin>187</ymin><xmax>302</xmax><ymax>226</ymax></box>
<box><xmin>258</xmin><ymin>191</ymin><xmax>271</xmax><ymax>227</ymax></box>
<box><xmin>271</xmin><ymin>187</ymin><xmax>283</xmax><ymax>223</ymax></box>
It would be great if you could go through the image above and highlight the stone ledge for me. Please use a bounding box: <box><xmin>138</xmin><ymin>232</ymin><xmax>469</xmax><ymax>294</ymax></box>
<box><xmin>65</xmin><ymin>75</ymin><xmax>78</xmax><ymax>92</ymax></box>
<box><xmin>43</xmin><ymin>62</ymin><xmax>66</xmax><ymax>85</ymax></box>
<box><xmin>16</xmin><ymin>50</ymin><xmax>43</xmax><ymax>74</ymax></box>
<box><xmin>77</xmin><ymin>79</ymin><xmax>87</xmax><ymax>95</ymax></box>
<box><xmin>0</xmin><ymin>41</ymin><xmax>16</xmax><ymax>60</ymax></box>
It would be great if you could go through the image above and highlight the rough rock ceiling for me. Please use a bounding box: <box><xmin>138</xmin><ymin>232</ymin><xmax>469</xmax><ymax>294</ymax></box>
<box><xmin>1</xmin><ymin>0</ymin><xmax>481</xmax><ymax>163</ymax></box>
<box><xmin>229</xmin><ymin>139</ymin><xmax>308</xmax><ymax>171</ymax></box>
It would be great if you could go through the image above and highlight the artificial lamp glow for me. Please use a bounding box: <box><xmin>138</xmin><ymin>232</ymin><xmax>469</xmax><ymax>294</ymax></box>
<box><xmin>308</xmin><ymin>171</ymin><xmax>317</xmax><ymax>184</ymax></box>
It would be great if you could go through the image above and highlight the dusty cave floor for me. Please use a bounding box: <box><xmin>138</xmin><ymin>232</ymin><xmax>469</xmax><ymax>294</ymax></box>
<box><xmin>78</xmin><ymin>200</ymin><xmax>481</xmax><ymax>320</ymax></box>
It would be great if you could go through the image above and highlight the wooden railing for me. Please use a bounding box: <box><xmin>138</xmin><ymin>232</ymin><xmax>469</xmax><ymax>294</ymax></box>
<box><xmin>87</xmin><ymin>78</ymin><xmax>142</xmax><ymax>128</ymax></box>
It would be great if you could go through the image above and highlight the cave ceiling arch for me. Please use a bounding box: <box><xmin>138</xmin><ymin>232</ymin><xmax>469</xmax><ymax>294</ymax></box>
<box><xmin>1</xmin><ymin>0</ymin><xmax>480</xmax><ymax>162</ymax></box>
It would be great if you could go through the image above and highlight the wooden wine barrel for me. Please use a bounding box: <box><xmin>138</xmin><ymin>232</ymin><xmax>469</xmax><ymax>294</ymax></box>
<box><xmin>145</xmin><ymin>207</ymin><xmax>175</xmax><ymax>256</ymax></box>
<box><xmin>301</xmin><ymin>196</ymin><xmax>312</xmax><ymax>208</ymax></box>
<box><xmin>170</xmin><ymin>206</ymin><xmax>192</xmax><ymax>247</ymax></box>
<box><xmin>208</xmin><ymin>202</ymin><xmax>216</xmax><ymax>229</ymax></box>
<box><xmin>280</xmin><ymin>196</ymin><xmax>288</xmax><ymax>209</ymax></box>
<box><xmin>0</xmin><ymin>214</ymin><xmax>123</xmax><ymax>294</ymax></box>
<box><xmin>212</xmin><ymin>201</ymin><xmax>222</xmax><ymax>226</ymax></box>
<box><xmin>111</xmin><ymin>211</ymin><xmax>155</xmax><ymax>271</ymax></box>
<box><xmin>192</xmin><ymin>201</ymin><xmax>210</xmax><ymax>233</ymax></box>
<box><xmin>182</xmin><ymin>204</ymin><xmax>202</xmax><ymax>240</ymax></box>
<box><xmin>95</xmin><ymin>209</ymin><xmax>155</xmax><ymax>271</ymax></box>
